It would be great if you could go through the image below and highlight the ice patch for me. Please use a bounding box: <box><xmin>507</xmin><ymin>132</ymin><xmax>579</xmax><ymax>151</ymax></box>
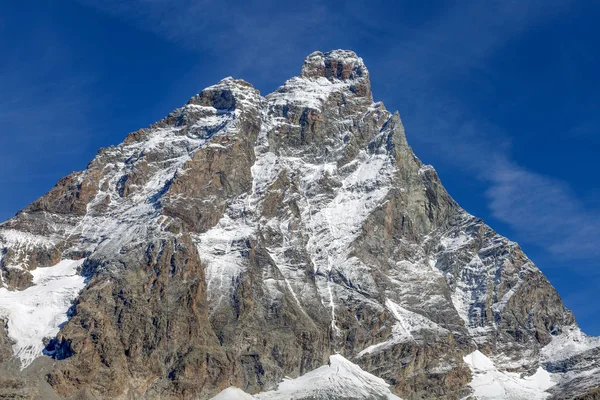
<box><xmin>0</xmin><ymin>259</ymin><xmax>86</xmax><ymax>368</ymax></box>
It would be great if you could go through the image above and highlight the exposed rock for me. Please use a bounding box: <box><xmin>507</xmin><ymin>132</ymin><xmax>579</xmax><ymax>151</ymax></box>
<box><xmin>0</xmin><ymin>319</ymin><xmax>13</xmax><ymax>364</ymax></box>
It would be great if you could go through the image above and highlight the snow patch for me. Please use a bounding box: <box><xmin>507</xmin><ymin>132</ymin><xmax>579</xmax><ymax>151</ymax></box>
<box><xmin>463</xmin><ymin>350</ymin><xmax>556</xmax><ymax>400</ymax></box>
<box><xmin>267</xmin><ymin>76</ymin><xmax>350</xmax><ymax>112</ymax></box>
<box><xmin>418</xmin><ymin>165</ymin><xmax>435</xmax><ymax>175</ymax></box>
<box><xmin>296</xmin><ymin>151</ymin><xmax>395</xmax><ymax>332</ymax></box>
<box><xmin>440</xmin><ymin>232</ymin><xmax>471</xmax><ymax>251</ymax></box>
<box><xmin>541</xmin><ymin>326</ymin><xmax>600</xmax><ymax>364</ymax></box>
<box><xmin>196</xmin><ymin>208</ymin><xmax>254</xmax><ymax>313</ymax></box>
<box><xmin>358</xmin><ymin>299</ymin><xmax>448</xmax><ymax>357</ymax></box>
<box><xmin>0</xmin><ymin>259</ymin><xmax>86</xmax><ymax>369</ymax></box>
<box><xmin>211</xmin><ymin>387</ymin><xmax>257</xmax><ymax>400</ymax></box>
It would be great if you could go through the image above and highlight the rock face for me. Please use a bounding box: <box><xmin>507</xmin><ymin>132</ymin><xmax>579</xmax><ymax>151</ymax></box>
<box><xmin>0</xmin><ymin>50</ymin><xmax>599</xmax><ymax>400</ymax></box>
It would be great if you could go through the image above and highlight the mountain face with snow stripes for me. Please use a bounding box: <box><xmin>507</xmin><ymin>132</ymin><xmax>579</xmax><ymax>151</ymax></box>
<box><xmin>0</xmin><ymin>50</ymin><xmax>599</xmax><ymax>400</ymax></box>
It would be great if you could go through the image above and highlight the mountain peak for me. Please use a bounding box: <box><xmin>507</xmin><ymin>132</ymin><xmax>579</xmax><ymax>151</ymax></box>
<box><xmin>300</xmin><ymin>50</ymin><xmax>369</xmax><ymax>82</ymax></box>
<box><xmin>0</xmin><ymin>48</ymin><xmax>599</xmax><ymax>400</ymax></box>
<box><xmin>186</xmin><ymin>77</ymin><xmax>260</xmax><ymax>112</ymax></box>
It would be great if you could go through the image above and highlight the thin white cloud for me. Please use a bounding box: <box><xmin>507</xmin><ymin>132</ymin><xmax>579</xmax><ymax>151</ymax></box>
<box><xmin>403</xmin><ymin>85</ymin><xmax>600</xmax><ymax>261</ymax></box>
<box><xmin>488</xmin><ymin>161</ymin><xmax>600</xmax><ymax>259</ymax></box>
<box><xmin>76</xmin><ymin>0</ymin><xmax>342</xmax><ymax>79</ymax></box>
<box><xmin>376</xmin><ymin>0</ymin><xmax>600</xmax><ymax>262</ymax></box>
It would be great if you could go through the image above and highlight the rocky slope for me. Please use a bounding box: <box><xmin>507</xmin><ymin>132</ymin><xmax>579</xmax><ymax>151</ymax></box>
<box><xmin>0</xmin><ymin>50</ymin><xmax>599</xmax><ymax>400</ymax></box>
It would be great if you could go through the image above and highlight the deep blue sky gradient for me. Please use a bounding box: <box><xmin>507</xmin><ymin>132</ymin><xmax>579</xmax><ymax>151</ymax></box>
<box><xmin>1</xmin><ymin>0</ymin><xmax>599</xmax><ymax>333</ymax></box>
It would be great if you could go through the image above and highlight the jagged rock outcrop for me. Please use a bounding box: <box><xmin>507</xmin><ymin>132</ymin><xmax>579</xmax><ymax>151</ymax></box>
<box><xmin>0</xmin><ymin>50</ymin><xmax>599</xmax><ymax>400</ymax></box>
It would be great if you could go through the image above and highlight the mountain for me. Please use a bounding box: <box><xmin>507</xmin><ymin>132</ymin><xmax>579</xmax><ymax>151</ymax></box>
<box><xmin>0</xmin><ymin>50</ymin><xmax>599</xmax><ymax>400</ymax></box>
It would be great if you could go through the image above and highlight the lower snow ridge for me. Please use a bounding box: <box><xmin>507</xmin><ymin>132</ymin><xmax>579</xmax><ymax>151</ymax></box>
<box><xmin>211</xmin><ymin>354</ymin><xmax>402</xmax><ymax>400</ymax></box>
<box><xmin>0</xmin><ymin>259</ymin><xmax>86</xmax><ymax>369</ymax></box>
<box><xmin>211</xmin><ymin>387</ymin><xmax>257</xmax><ymax>400</ymax></box>
<box><xmin>463</xmin><ymin>350</ymin><xmax>555</xmax><ymax>400</ymax></box>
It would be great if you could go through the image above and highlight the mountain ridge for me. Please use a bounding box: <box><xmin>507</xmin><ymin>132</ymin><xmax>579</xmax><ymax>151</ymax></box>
<box><xmin>0</xmin><ymin>49</ymin><xmax>599</xmax><ymax>400</ymax></box>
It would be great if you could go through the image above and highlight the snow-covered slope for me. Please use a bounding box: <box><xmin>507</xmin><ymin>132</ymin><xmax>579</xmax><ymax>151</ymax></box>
<box><xmin>211</xmin><ymin>355</ymin><xmax>402</xmax><ymax>400</ymax></box>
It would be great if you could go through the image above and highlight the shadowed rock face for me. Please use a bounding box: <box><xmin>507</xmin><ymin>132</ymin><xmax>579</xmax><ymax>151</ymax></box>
<box><xmin>0</xmin><ymin>50</ymin><xmax>599</xmax><ymax>400</ymax></box>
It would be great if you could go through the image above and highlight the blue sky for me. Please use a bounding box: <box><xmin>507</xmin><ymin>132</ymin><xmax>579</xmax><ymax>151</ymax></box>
<box><xmin>1</xmin><ymin>0</ymin><xmax>599</xmax><ymax>334</ymax></box>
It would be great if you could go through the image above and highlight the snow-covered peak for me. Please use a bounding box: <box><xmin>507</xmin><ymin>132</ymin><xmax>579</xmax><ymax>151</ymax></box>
<box><xmin>267</xmin><ymin>50</ymin><xmax>373</xmax><ymax>114</ymax></box>
<box><xmin>186</xmin><ymin>76</ymin><xmax>261</xmax><ymax>112</ymax></box>
<box><xmin>301</xmin><ymin>50</ymin><xmax>369</xmax><ymax>82</ymax></box>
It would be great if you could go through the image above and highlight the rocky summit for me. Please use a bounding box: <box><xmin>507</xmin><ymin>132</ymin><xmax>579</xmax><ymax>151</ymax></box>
<box><xmin>0</xmin><ymin>50</ymin><xmax>599</xmax><ymax>400</ymax></box>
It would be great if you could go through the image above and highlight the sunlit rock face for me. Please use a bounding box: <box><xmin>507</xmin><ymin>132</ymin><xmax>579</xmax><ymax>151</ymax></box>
<box><xmin>0</xmin><ymin>50</ymin><xmax>599</xmax><ymax>400</ymax></box>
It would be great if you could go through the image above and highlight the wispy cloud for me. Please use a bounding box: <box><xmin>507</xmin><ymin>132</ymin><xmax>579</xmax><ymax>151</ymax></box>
<box><xmin>399</xmin><ymin>89</ymin><xmax>600</xmax><ymax>261</ymax></box>
<box><xmin>376</xmin><ymin>0</ymin><xmax>600</xmax><ymax>262</ymax></box>
<box><xmin>77</xmin><ymin>0</ymin><xmax>343</xmax><ymax>80</ymax></box>
<box><xmin>488</xmin><ymin>161</ymin><xmax>600</xmax><ymax>259</ymax></box>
